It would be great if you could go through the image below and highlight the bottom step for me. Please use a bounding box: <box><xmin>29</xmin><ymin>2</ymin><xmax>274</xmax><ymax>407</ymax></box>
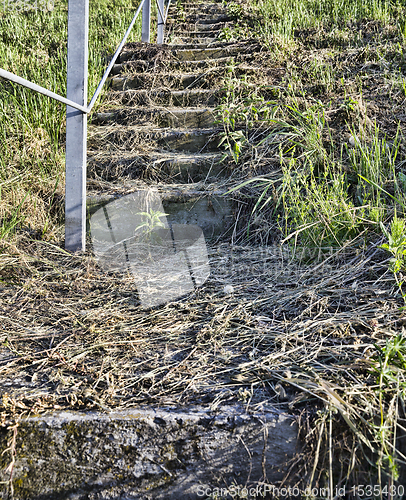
<box><xmin>0</xmin><ymin>405</ymin><xmax>299</xmax><ymax>499</ymax></box>
<box><xmin>87</xmin><ymin>151</ymin><xmax>226</xmax><ymax>183</ymax></box>
<box><xmin>87</xmin><ymin>184</ymin><xmax>235</xmax><ymax>240</ymax></box>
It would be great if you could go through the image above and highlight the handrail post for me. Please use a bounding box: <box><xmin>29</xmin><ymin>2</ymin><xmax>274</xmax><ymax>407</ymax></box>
<box><xmin>157</xmin><ymin>0</ymin><xmax>164</xmax><ymax>44</ymax></box>
<box><xmin>141</xmin><ymin>0</ymin><xmax>151</xmax><ymax>42</ymax></box>
<box><xmin>65</xmin><ymin>0</ymin><xmax>89</xmax><ymax>252</ymax></box>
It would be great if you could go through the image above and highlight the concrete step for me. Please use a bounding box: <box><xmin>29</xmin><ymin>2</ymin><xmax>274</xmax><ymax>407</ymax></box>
<box><xmin>88</xmin><ymin>151</ymin><xmax>226</xmax><ymax>183</ymax></box>
<box><xmin>111</xmin><ymin>53</ymin><xmax>254</xmax><ymax>75</ymax></box>
<box><xmin>178</xmin><ymin>0</ymin><xmax>225</xmax><ymax>4</ymax></box>
<box><xmin>171</xmin><ymin>43</ymin><xmax>261</xmax><ymax>61</ymax></box>
<box><xmin>170</xmin><ymin>36</ymin><xmax>219</xmax><ymax>45</ymax></box>
<box><xmin>171</xmin><ymin>30</ymin><xmax>222</xmax><ymax>39</ymax></box>
<box><xmin>88</xmin><ymin>125</ymin><xmax>223</xmax><ymax>153</ymax></box>
<box><xmin>88</xmin><ymin>182</ymin><xmax>235</xmax><ymax>239</ymax></box>
<box><xmin>168</xmin><ymin>21</ymin><xmax>228</xmax><ymax>32</ymax></box>
<box><xmin>0</xmin><ymin>405</ymin><xmax>298</xmax><ymax>499</ymax></box>
<box><xmin>110</xmin><ymin>64</ymin><xmax>258</xmax><ymax>91</ymax></box>
<box><xmin>171</xmin><ymin>6</ymin><xmax>226</xmax><ymax>17</ymax></box>
<box><xmin>170</xmin><ymin>2</ymin><xmax>226</xmax><ymax>13</ymax></box>
<box><xmin>93</xmin><ymin>107</ymin><xmax>216</xmax><ymax>128</ymax></box>
<box><xmin>107</xmin><ymin>88</ymin><xmax>223</xmax><ymax>107</ymax></box>
<box><xmin>110</xmin><ymin>73</ymin><xmax>214</xmax><ymax>91</ymax></box>
<box><xmin>185</xmin><ymin>13</ymin><xmax>233</xmax><ymax>24</ymax></box>
<box><xmin>118</xmin><ymin>40</ymin><xmax>247</xmax><ymax>62</ymax></box>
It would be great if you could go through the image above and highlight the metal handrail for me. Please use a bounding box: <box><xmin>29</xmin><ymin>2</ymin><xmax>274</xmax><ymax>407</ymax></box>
<box><xmin>164</xmin><ymin>0</ymin><xmax>172</xmax><ymax>23</ymax></box>
<box><xmin>88</xmin><ymin>0</ymin><xmax>147</xmax><ymax>112</ymax></box>
<box><xmin>0</xmin><ymin>0</ymin><xmax>172</xmax><ymax>115</ymax></box>
<box><xmin>155</xmin><ymin>0</ymin><xmax>164</xmax><ymax>23</ymax></box>
<box><xmin>0</xmin><ymin>0</ymin><xmax>173</xmax><ymax>252</ymax></box>
<box><xmin>0</xmin><ymin>67</ymin><xmax>89</xmax><ymax>113</ymax></box>
<box><xmin>89</xmin><ymin>0</ymin><xmax>171</xmax><ymax>111</ymax></box>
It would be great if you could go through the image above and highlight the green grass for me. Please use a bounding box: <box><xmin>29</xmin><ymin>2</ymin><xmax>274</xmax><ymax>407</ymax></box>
<box><xmin>0</xmin><ymin>0</ymin><xmax>147</xmax><ymax>240</ymax></box>
<box><xmin>221</xmin><ymin>0</ymin><xmax>406</xmax><ymax>251</ymax></box>
<box><xmin>253</xmin><ymin>0</ymin><xmax>399</xmax><ymax>43</ymax></box>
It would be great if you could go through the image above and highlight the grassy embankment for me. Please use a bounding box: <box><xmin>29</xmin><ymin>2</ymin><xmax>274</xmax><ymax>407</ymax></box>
<box><xmin>217</xmin><ymin>0</ymin><xmax>406</xmax><ymax>491</ymax></box>
<box><xmin>221</xmin><ymin>0</ymin><xmax>406</xmax><ymax>247</ymax></box>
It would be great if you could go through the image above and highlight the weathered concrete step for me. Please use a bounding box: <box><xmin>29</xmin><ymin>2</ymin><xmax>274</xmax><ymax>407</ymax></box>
<box><xmin>107</xmin><ymin>88</ymin><xmax>223</xmax><ymax>107</ymax></box>
<box><xmin>170</xmin><ymin>2</ymin><xmax>226</xmax><ymax>13</ymax></box>
<box><xmin>88</xmin><ymin>125</ymin><xmax>223</xmax><ymax>153</ymax></box>
<box><xmin>172</xmin><ymin>30</ymin><xmax>222</xmax><ymax>39</ymax></box>
<box><xmin>177</xmin><ymin>0</ymin><xmax>225</xmax><ymax>4</ymax></box>
<box><xmin>0</xmin><ymin>406</ymin><xmax>298</xmax><ymax>499</ymax></box>
<box><xmin>165</xmin><ymin>41</ymin><xmax>236</xmax><ymax>50</ymax></box>
<box><xmin>168</xmin><ymin>21</ymin><xmax>228</xmax><ymax>32</ymax></box>
<box><xmin>110</xmin><ymin>73</ymin><xmax>211</xmax><ymax>91</ymax></box>
<box><xmin>93</xmin><ymin>107</ymin><xmax>215</xmax><ymax>128</ymax></box>
<box><xmin>110</xmin><ymin>64</ymin><xmax>259</xmax><ymax>91</ymax></box>
<box><xmin>171</xmin><ymin>6</ymin><xmax>226</xmax><ymax>17</ymax></box>
<box><xmin>111</xmin><ymin>53</ymin><xmax>253</xmax><ymax>75</ymax></box>
<box><xmin>88</xmin><ymin>182</ymin><xmax>235</xmax><ymax>239</ymax></box>
<box><xmin>88</xmin><ymin>151</ymin><xmax>226</xmax><ymax>183</ymax></box>
<box><xmin>119</xmin><ymin>40</ymin><xmax>244</xmax><ymax>62</ymax></box>
<box><xmin>172</xmin><ymin>43</ymin><xmax>261</xmax><ymax>61</ymax></box>
<box><xmin>185</xmin><ymin>13</ymin><xmax>232</xmax><ymax>23</ymax></box>
<box><xmin>170</xmin><ymin>36</ymin><xmax>218</xmax><ymax>45</ymax></box>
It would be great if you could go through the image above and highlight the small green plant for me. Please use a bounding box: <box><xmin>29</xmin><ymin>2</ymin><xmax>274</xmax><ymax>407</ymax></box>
<box><xmin>379</xmin><ymin>217</ymin><xmax>406</xmax><ymax>273</ymax></box>
<box><xmin>348</xmin><ymin>124</ymin><xmax>403</xmax><ymax>215</ymax></box>
<box><xmin>341</xmin><ymin>96</ymin><xmax>358</xmax><ymax>113</ymax></box>
<box><xmin>134</xmin><ymin>209</ymin><xmax>168</xmax><ymax>243</ymax></box>
<box><xmin>226</xmin><ymin>2</ymin><xmax>244</xmax><ymax>19</ymax></box>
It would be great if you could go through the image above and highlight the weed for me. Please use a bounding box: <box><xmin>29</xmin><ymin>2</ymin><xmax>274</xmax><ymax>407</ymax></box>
<box><xmin>371</xmin><ymin>332</ymin><xmax>406</xmax><ymax>482</ymax></box>
<box><xmin>215</xmin><ymin>61</ymin><xmax>277</xmax><ymax>163</ymax></box>
<box><xmin>379</xmin><ymin>216</ymin><xmax>406</xmax><ymax>305</ymax></box>
<box><xmin>134</xmin><ymin>209</ymin><xmax>168</xmax><ymax>242</ymax></box>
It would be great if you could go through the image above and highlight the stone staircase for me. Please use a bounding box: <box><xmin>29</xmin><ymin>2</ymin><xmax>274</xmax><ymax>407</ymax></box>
<box><xmin>0</xmin><ymin>4</ymin><xmax>301</xmax><ymax>499</ymax></box>
<box><xmin>87</xmin><ymin>0</ymin><xmax>262</xmax><ymax>241</ymax></box>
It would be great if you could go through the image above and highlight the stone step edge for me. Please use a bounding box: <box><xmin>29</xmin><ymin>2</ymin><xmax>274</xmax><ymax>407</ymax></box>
<box><xmin>105</xmin><ymin>88</ymin><xmax>221</xmax><ymax>98</ymax></box>
<box><xmin>93</xmin><ymin>107</ymin><xmax>216</xmax><ymax>123</ymax></box>
<box><xmin>88</xmin><ymin>124</ymin><xmax>223</xmax><ymax>133</ymax></box>
<box><xmin>88</xmin><ymin>151</ymin><xmax>223</xmax><ymax>160</ymax></box>
<box><xmin>110</xmin><ymin>65</ymin><xmax>260</xmax><ymax>85</ymax></box>
<box><xmin>87</xmin><ymin>182</ymin><xmax>230</xmax><ymax>203</ymax></box>
<box><xmin>0</xmin><ymin>405</ymin><xmax>298</xmax><ymax>499</ymax></box>
<box><xmin>110</xmin><ymin>54</ymin><xmax>253</xmax><ymax>74</ymax></box>
<box><xmin>121</xmin><ymin>39</ymin><xmax>257</xmax><ymax>54</ymax></box>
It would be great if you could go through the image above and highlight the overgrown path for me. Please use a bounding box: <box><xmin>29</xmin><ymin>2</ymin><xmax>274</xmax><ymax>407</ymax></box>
<box><xmin>87</xmin><ymin>0</ymin><xmax>263</xmax><ymax>242</ymax></box>
<box><xmin>2</xmin><ymin>0</ymin><xmax>406</xmax><ymax>497</ymax></box>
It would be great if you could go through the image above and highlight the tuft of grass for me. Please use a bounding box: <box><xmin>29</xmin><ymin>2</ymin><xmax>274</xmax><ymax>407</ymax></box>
<box><xmin>253</xmin><ymin>0</ymin><xmax>398</xmax><ymax>44</ymax></box>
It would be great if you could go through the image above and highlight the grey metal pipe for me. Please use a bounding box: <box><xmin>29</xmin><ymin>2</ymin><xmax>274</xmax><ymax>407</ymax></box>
<box><xmin>141</xmin><ymin>0</ymin><xmax>151</xmax><ymax>42</ymax></box>
<box><xmin>0</xmin><ymin>67</ymin><xmax>88</xmax><ymax>113</ymax></box>
<box><xmin>65</xmin><ymin>0</ymin><xmax>89</xmax><ymax>252</ymax></box>
<box><xmin>157</xmin><ymin>0</ymin><xmax>164</xmax><ymax>44</ymax></box>
<box><xmin>164</xmin><ymin>0</ymin><xmax>172</xmax><ymax>23</ymax></box>
<box><xmin>87</xmin><ymin>0</ymin><xmax>147</xmax><ymax>112</ymax></box>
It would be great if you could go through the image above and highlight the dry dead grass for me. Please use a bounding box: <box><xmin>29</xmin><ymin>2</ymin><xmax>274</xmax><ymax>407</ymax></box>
<box><xmin>1</xmin><ymin>232</ymin><xmax>405</xmax><ymax>486</ymax></box>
